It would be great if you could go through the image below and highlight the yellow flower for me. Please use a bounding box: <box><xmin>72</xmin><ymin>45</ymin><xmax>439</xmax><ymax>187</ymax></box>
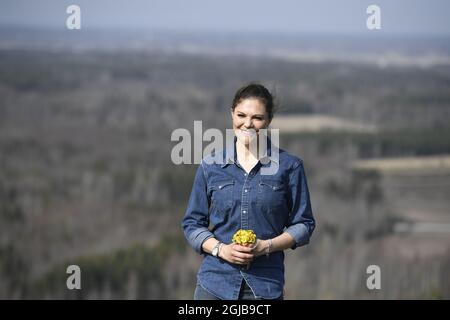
<box><xmin>232</xmin><ymin>229</ymin><xmax>257</xmax><ymax>246</ymax></box>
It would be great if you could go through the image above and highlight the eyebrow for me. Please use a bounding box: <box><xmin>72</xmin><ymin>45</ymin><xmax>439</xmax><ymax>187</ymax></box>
<box><xmin>237</xmin><ymin>112</ymin><xmax>265</xmax><ymax>117</ymax></box>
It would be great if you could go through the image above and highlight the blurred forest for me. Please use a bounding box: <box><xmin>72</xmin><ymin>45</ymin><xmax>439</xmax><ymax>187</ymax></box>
<box><xmin>1</xmin><ymin>30</ymin><xmax>450</xmax><ymax>299</ymax></box>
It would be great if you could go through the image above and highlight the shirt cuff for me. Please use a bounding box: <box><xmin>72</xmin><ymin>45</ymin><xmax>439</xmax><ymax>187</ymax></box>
<box><xmin>187</xmin><ymin>227</ymin><xmax>215</xmax><ymax>254</ymax></box>
<box><xmin>285</xmin><ymin>223</ymin><xmax>310</xmax><ymax>249</ymax></box>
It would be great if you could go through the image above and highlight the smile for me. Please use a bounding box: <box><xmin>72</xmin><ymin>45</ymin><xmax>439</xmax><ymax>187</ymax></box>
<box><xmin>239</xmin><ymin>129</ymin><xmax>257</xmax><ymax>136</ymax></box>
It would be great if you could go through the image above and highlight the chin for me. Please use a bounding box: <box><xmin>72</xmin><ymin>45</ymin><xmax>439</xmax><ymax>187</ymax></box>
<box><xmin>235</xmin><ymin>129</ymin><xmax>257</xmax><ymax>142</ymax></box>
<box><xmin>236</xmin><ymin>134</ymin><xmax>256</xmax><ymax>146</ymax></box>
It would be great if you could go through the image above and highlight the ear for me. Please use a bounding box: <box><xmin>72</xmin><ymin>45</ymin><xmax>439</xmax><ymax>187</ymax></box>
<box><xmin>230</xmin><ymin>108</ymin><xmax>234</xmax><ymax>117</ymax></box>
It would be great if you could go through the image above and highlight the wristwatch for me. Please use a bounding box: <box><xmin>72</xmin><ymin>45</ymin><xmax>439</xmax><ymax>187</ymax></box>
<box><xmin>212</xmin><ymin>241</ymin><xmax>222</xmax><ymax>257</ymax></box>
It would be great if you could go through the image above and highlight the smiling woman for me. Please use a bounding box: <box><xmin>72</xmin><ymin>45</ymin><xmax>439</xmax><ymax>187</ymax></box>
<box><xmin>181</xmin><ymin>83</ymin><xmax>316</xmax><ymax>300</ymax></box>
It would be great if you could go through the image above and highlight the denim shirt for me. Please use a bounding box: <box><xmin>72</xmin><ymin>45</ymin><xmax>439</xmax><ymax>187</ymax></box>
<box><xmin>182</xmin><ymin>138</ymin><xmax>315</xmax><ymax>300</ymax></box>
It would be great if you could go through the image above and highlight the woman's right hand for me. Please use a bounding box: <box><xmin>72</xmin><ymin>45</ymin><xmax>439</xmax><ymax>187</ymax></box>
<box><xmin>219</xmin><ymin>243</ymin><xmax>254</xmax><ymax>265</ymax></box>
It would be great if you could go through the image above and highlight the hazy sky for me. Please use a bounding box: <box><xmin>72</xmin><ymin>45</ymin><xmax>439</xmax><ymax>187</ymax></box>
<box><xmin>1</xmin><ymin>0</ymin><xmax>450</xmax><ymax>35</ymax></box>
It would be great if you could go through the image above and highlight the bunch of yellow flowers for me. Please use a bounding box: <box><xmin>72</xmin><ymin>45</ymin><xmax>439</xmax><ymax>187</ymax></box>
<box><xmin>232</xmin><ymin>229</ymin><xmax>257</xmax><ymax>246</ymax></box>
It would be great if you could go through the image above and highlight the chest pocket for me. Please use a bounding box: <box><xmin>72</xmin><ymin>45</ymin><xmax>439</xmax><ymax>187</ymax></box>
<box><xmin>208</xmin><ymin>179</ymin><xmax>234</xmax><ymax>214</ymax></box>
<box><xmin>257</xmin><ymin>178</ymin><xmax>287</xmax><ymax>212</ymax></box>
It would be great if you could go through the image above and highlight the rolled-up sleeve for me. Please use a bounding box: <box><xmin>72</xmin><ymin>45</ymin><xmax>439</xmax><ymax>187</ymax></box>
<box><xmin>181</xmin><ymin>161</ymin><xmax>214</xmax><ymax>254</ymax></box>
<box><xmin>285</xmin><ymin>161</ymin><xmax>315</xmax><ymax>249</ymax></box>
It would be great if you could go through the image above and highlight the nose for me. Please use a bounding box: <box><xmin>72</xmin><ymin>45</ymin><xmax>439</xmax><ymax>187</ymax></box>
<box><xmin>244</xmin><ymin>117</ymin><xmax>253</xmax><ymax>128</ymax></box>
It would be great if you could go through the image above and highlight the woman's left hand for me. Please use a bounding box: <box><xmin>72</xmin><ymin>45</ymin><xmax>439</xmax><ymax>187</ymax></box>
<box><xmin>250</xmin><ymin>239</ymin><xmax>269</xmax><ymax>257</ymax></box>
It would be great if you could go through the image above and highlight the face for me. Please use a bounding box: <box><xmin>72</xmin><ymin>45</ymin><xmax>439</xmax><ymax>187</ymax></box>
<box><xmin>231</xmin><ymin>98</ymin><xmax>271</xmax><ymax>145</ymax></box>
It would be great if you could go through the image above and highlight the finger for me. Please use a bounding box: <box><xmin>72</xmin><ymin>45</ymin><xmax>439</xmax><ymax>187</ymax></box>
<box><xmin>231</xmin><ymin>249</ymin><xmax>253</xmax><ymax>258</ymax></box>
<box><xmin>233</xmin><ymin>257</ymin><xmax>251</xmax><ymax>265</ymax></box>
<box><xmin>231</xmin><ymin>250</ymin><xmax>254</xmax><ymax>260</ymax></box>
<box><xmin>249</xmin><ymin>241</ymin><xmax>259</xmax><ymax>252</ymax></box>
<box><xmin>234</xmin><ymin>245</ymin><xmax>254</xmax><ymax>253</ymax></box>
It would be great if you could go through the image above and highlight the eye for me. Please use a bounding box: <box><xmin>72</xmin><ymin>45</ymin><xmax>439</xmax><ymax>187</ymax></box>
<box><xmin>237</xmin><ymin>114</ymin><xmax>245</xmax><ymax>118</ymax></box>
<box><xmin>254</xmin><ymin>117</ymin><xmax>263</xmax><ymax>120</ymax></box>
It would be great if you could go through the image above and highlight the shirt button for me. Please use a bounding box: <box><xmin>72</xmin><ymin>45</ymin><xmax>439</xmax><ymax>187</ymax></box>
<box><xmin>244</xmin><ymin>189</ymin><xmax>248</xmax><ymax>192</ymax></box>
<box><xmin>243</xmin><ymin>210</ymin><xmax>247</xmax><ymax>213</ymax></box>
<box><xmin>244</xmin><ymin>173</ymin><xmax>247</xmax><ymax>176</ymax></box>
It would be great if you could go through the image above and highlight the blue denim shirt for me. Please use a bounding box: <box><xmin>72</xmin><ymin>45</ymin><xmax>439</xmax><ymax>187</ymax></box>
<box><xmin>182</xmin><ymin>138</ymin><xmax>315</xmax><ymax>300</ymax></box>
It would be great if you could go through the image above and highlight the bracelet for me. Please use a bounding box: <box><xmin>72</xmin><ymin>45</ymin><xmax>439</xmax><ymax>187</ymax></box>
<box><xmin>266</xmin><ymin>239</ymin><xmax>273</xmax><ymax>257</ymax></box>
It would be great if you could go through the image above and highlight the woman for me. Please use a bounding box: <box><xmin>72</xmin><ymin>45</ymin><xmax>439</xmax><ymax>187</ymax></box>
<box><xmin>182</xmin><ymin>83</ymin><xmax>315</xmax><ymax>300</ymax></box>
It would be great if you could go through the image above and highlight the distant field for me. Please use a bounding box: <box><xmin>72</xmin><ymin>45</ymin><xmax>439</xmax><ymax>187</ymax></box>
<box><xmin>271</xmin><ymin>114</ymin><xmax>377</xmax><ymax>133</ymax></box>
<box><xmin>352</xmin><ymin>155</ymin><xmax>450</xmax><ymax>175</ymax></box>
<box><xmin>1</xmin><ymin>45</ymin><xmax>449</xmax><ymax>298</ymax></box>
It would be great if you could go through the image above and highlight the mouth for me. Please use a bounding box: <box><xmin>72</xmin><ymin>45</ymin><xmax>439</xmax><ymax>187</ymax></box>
<box><xmin>239</xmin><ymin>129</ymin><xmax>257</xmax><ymax>137</ymax></box>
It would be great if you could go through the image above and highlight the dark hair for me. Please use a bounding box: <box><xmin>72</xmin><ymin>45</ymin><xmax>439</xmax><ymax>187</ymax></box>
<box><xmin>231</xmin><ymin>83</ymin><xmax>276</xmax><ymax>120</ymax></box>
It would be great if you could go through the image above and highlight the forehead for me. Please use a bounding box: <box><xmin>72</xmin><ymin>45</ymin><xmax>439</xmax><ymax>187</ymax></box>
<box><xmin>234</xmin><ymin>98</ymin><xmax>266</xmax><ymax>115</ymax></box>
